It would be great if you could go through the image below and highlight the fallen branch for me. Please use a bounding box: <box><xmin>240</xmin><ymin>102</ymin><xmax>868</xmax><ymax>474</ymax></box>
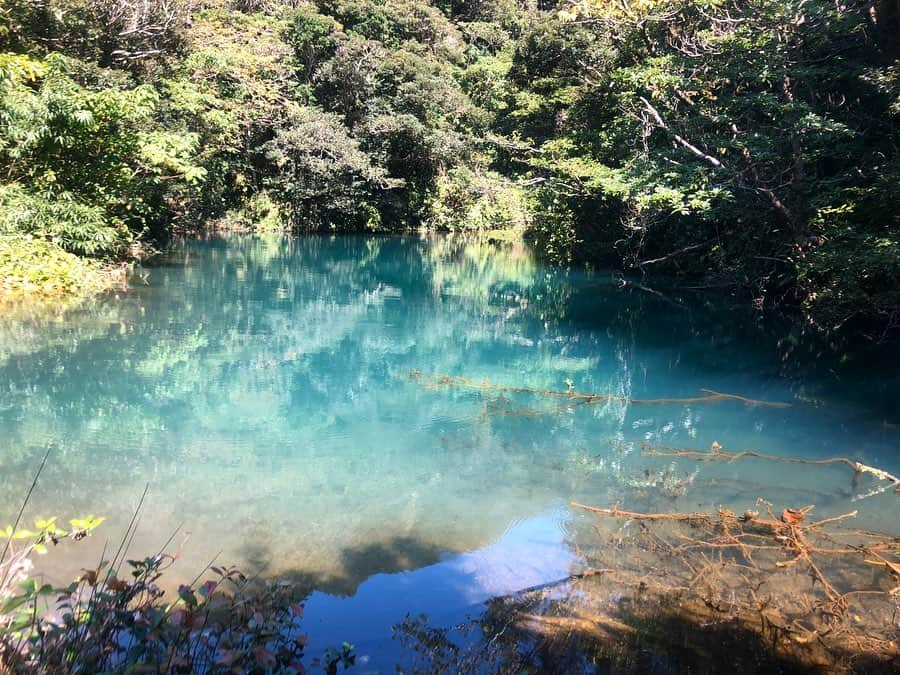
<box><xmin>636</xmin><ymin>239</ymin><xmax>714</xmax><ymax>268</ymax></box>
<box><xmin>628</xmin><ymin>440</ymin><xmax>900</xmax><ymax>498</ymax></box>
<box><xmin>569</xmin><ymin>497</ymin><xmax>900</xmax><ymax>660</ymax></box>
<box><xmin>570</xmin><ymin>502</ymin><xmax>710</xmax><ymax>522</ymax></box>
<box><xmin>466</xmin><ymin>479</ymin><xmax>900</xmax><ymax>674</ymax></box>
<box><xmin>408</xmin><ymin>371</ymin><xmax>792</xmax><ymax>412</ymax></box>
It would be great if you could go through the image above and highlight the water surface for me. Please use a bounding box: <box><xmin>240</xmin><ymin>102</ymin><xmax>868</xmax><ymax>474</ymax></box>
<box><xmin>1</xmin><ymin>234</ymin><xmax>897</xmax><ymax>663</ymax></box>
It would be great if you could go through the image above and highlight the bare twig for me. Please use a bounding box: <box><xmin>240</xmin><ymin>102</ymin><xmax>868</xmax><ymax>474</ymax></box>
<box><xmin>630</xmin><ymin>440</ymin><xmax>900</xmax><ymax>498</ymax></box>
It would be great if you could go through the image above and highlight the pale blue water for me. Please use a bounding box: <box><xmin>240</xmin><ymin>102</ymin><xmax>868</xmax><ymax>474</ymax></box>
<box><xmin>0</xmin><ymin>234</ymin><xmax>897</xmax><ymax>666</ymax></box>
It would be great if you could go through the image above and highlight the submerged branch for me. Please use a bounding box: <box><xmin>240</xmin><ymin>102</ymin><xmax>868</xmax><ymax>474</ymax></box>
<box><xmin>408</xmin><ymin>371</ymin><xmax>792</xmax><ymax>413</ymax></box>
<box><xmin>624</xmin><ymin>440</ymin><xmax>900</xmax><ymax>498</ymax></box>
<box><xmin>569</xmin><ymin>497</ymin><xmax>900</xmax><ymax>658</ymax></box>
<box><xmin>570</xmin><ymin>502</ymin><xmax>710</xmax><ymax>522</ymax></box>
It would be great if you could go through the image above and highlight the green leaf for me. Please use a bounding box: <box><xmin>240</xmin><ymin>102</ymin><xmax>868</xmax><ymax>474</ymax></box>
<box><xmin>18</xmin><ymin>578</ymin><xmax>38</xmax><ymax>596</ymax></box>
<box><xmin>0</xmin><ymin>595</ymin><xmax>29</xmax><ymax>614</ymax></box>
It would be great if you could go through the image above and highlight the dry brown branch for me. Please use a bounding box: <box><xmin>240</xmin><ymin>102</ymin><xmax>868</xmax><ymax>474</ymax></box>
<box><xmin>563</xmin><ymin>497</ymin><xmax>900</xmax><ymax>670</ymax></box>
<box><xmin>572</xmin><ymin>499</ymin><xmax>898</xmax><ymax>600</ymax></box>
<box><xmin>628</xmin><ymin>440</ymin><xmax>900</xmax><ymax>498</ymax></box>
<box><xmin>806</xmin><ymin>511</ymin><xmax>858</xmax><ymax>530</ymax></box>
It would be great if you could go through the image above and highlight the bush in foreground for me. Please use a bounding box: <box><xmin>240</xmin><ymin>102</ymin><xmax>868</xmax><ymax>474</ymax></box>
<box><xmin>0</xmin><ymin>511</ymin><xmax>353</xmax><ymax>673</ymax></box>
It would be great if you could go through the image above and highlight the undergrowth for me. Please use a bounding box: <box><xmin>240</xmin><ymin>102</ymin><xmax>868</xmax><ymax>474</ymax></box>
<box><xmin>0</xmin><ymin>455</ymin><xmax>353</xmax><ymax>674</ymax></box>
<box><xmin>0</xmin><ymin>236</ymin><xmax>108</xmax><ymax>296</ymax></box>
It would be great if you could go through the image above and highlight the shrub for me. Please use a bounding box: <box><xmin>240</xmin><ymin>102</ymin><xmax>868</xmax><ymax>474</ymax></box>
<box><xmin>219</xmin><ymin>191</ymin><xmax>288</xmax><ymax>231</ymax></box>
<box><xmin>0</xmin><ymin>516</ymin><xmax>316</xmax><ymax>673</ymax></box>
<box><xmin>0</xmin><ymin>184</ymin><xmax>128</xmax><ymax>257</ymax></box>
<box><xmin>426</xmin><ymin>166</ymin><xmax>531</xmax><ymax>231</ymax></box>
<box><xmin>263</xmin><ymin>106</ymin><xmax>391</xmax><ymax>230</ymax></box>
<box><xmin>0</xmin><ymin>236</ymin><xmax>105</xmax><ymax>295</ymax></box>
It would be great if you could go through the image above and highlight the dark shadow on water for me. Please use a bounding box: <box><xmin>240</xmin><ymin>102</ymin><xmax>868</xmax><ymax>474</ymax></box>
<box><xmin>337</xmin><ymin>537</ymin><xmax>448</xmax><ymax>590</ymax></box>
<box><xmin>237</xmin><ymin>534</ymin><xmax>449</xmax><ymax>597</ymax></box>
<box><xmin>392</xmin><ymin>586</ymin><xmax>898</xmax><ymax>674</ymax></box>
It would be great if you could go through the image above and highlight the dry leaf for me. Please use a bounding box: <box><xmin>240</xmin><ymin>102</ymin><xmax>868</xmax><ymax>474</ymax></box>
<box><xmin>781</xmin><ymin>508</ymin><xmax>804</xmax><ymax>525</ymax></box>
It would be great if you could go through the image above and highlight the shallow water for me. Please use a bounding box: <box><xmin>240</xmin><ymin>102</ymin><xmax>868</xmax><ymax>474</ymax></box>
<box><xmin>1</xmin><ymin>234</ymin><xmax>897</xmax><ymax>666</ymax></box>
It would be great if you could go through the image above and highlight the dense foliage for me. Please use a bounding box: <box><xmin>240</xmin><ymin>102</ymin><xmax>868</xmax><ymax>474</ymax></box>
<box><xmin>0</xmin><ymin>509</ymin><xmax>343</xmax><ymax>672</ymax></box>
<box><xmin>0</xmin><ymin>0</ymin><xmax>897</xmax><ymax>339</ymax></box>
<box><xmin>502</xmin><ymin>0</ymin><xmax>900</xmax><ymax>339</ymax></box>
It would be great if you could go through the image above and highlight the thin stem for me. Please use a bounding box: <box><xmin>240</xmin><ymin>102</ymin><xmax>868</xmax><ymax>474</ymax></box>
<box><xmin>0</xmin><ymin>445</ymin><xmax>52</xmax><ymax>588</ymax></box>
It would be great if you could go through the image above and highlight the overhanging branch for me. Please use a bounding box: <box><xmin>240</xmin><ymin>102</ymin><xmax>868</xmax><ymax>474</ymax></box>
<box><xmin>640</xmin><ymin>96</ymin><xmax>724</xmax><ymax>168</ymax></box>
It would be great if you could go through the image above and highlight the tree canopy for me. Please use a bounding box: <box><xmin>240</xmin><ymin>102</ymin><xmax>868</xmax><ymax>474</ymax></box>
<box><xmin>0</xmin><ymin>0</ymin><xmax>897</xmax><ymax>343</ymax></box>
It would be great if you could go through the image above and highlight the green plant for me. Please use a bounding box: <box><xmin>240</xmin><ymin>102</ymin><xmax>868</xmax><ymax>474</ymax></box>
<box><xmin>0</xmin><ymin>456</ymin><xmax>314</xmax><ymax>673</ymax></box>
<box><xmin>1</xmin><ymin>535</ymin><xmax>312</xmax><ymax>672</ymax></box>
<box><xmin>426</xmin><ymin>166</ymin><xmax>530</xmax><ymax>231</ymax></box>
<box><xmin>0</xmin><ymin>235</ymin><xmax>106</xmax><ymax>295</ymax></box>
<box><xmin>263</xmin><ymin>106</ymin><xmax>391</xmax><ymax>230</ymax></box>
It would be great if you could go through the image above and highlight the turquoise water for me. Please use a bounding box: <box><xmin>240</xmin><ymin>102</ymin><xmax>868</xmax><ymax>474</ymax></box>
<box><xmin>1</xmin><ymin>234</ymin><xmax>898</xmax><ymax>663</ymax></box>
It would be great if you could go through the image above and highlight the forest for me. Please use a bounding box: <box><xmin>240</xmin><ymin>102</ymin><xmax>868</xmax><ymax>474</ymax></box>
<box><xmin>2</xmin><ymin>3</ymin><xmax>900</xmax><ymax>672</ymax></box>
<box><xmin>2</xmin><ymin>0</ymin><xmax>899</xmax><ymax>340</ymax></box>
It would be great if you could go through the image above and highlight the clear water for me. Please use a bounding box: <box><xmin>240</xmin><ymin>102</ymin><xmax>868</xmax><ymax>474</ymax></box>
<box><xmin>1</xmin><ymin>234</ymin><xmax>898</xmax><ymax>664</ymax></box>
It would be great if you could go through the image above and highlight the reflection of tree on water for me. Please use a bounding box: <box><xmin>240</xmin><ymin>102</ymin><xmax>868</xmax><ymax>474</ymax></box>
<box><xmin>0</xmin><ymin>234</ymin><xmax>897</xmax><ymax>599</ymax></box>
<box><xmin>0</xmin><ymin>235</ymin><xmax>636</xmax><ymax>590</ymax></box>
<box><xmin>395</xmin><ymin>583</ymin><xmax>896</xmax><ymax>674</ymax></box>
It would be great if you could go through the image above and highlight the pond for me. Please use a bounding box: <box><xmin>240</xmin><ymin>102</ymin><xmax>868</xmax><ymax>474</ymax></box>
<box><xmin>1</xmin><ymin>234</ymin><xmax>897</xmax><ymax>667</ymax></box>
